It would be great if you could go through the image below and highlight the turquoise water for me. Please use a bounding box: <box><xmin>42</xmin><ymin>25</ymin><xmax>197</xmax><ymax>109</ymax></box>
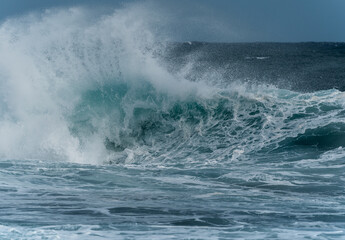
<box><xmin>0</xmin><ymin>6</ymin><xmax>345</xmax><ymax>239</ymax></box>
<box><xmin>1</xmin><ymin>86</ymin><xmax>345</xmax><ymax>239</ymax></box>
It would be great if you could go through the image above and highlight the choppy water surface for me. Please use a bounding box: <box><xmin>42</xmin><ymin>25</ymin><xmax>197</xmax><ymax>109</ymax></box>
<box><xmin>0</xmin><ymin>5</ymin><xmax>345</xmax><ymax>240</ymax></box>
<box><xmin>1</xmin><ymin>148</ymin><xmax>345</xmax><ymax>239</ymax></box>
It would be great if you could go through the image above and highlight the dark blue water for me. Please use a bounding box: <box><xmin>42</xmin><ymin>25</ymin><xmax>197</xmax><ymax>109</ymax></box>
<box><xmin>0</xmin><ymin>7</ymin><xmax>345</xmax><ymax>239</ymax></box>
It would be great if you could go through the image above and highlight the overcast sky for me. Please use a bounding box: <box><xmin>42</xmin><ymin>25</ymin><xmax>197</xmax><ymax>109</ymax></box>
<box><xmin>0</xmin><ymin>0</ymin><xmax>344</xmax><ymax>42</ymax></box>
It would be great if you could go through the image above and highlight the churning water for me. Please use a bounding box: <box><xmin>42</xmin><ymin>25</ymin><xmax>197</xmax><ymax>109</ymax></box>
<box><xmin>0</xmin><ymin>5</ymin><xmax>345</xmax><ymax>240</ymax></box>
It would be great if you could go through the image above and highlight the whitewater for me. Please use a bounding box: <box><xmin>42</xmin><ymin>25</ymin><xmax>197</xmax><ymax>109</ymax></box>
<box><xmin>0</xmin><ymin>5</ymin><xmax>345</xmax><ymax>240</ymax></box>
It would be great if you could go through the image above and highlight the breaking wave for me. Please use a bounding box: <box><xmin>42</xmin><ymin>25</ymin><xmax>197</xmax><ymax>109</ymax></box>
<box><xmin>0</xmin><ymin>6</ymin><xmax>345</xmax><ymax>166</ymax></box>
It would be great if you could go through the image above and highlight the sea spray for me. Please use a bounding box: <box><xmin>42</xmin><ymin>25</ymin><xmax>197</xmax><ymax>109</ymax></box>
<box><xmin>0</xmin><ymin>6</ymin><xmax>201</xmax><ymax>163</ymax></box>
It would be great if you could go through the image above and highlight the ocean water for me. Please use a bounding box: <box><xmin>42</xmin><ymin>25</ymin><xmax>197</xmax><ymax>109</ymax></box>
<box><xmin>1</xmin><ymin>7</ymin><xmax>345</xmax><ymax>240</ymax></box>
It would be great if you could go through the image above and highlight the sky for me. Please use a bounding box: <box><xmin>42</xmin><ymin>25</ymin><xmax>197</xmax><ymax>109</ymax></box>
<box><xmin>0</xmin><ymin>0</ymin><xmax>344</xmax><ymax>42</ymax></box>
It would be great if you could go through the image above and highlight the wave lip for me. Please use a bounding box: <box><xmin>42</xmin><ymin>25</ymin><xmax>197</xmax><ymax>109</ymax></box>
<box><xmin>279</xmin><ymin>123</ymin><xmax>345</xmax><ymax>150</ymax></box>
